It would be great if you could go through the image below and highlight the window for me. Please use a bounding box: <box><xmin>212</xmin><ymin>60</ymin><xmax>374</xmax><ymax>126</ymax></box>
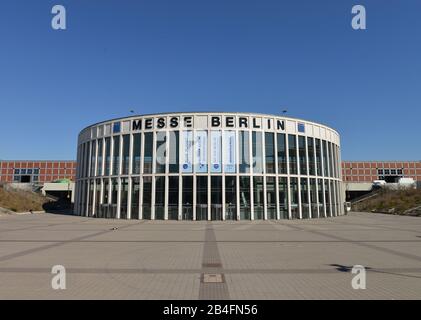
<box><xmin>95</xmin><ymin>179</ymin><xmax>101</xmax><ymax>217</ymax></box>
<box><xmin>21</xmin><ymin>169</ymin><xmax>27</xmax><ymax>175</ymax></box>
<box><xmin>265</xmin><ymin>132</ymin><xmax>275</xmax><ymax>173</ymax></box>
<box><xmin>169</xmin><ymin>131</ymin><xmax>179</xmax><ymax>173</ymax></box>
<box><xmin>110</xmin><ymin>178</ymin><xmax>118</xmax><ymax>218</ymax></box>
<box><xmin>315</xmin><ymin>139</ymin><xmax>322</xmax><ymax>176</ymax></box>
<box><xmin>132</xmin><ymin>133</ymin><xmax>141</xmax><ymax>174</ymax></box>
<box><xmin>142</xmin><ymin>176</ymin><xmax>152</xmax><ymax>219</ymax></box>
<box><xmin>277</xmin><ymin>133</ymin><xmax>287</xmax><ymax>174</ymax></box>
<box><xmin>310</xmin><ymin>178</ymin><xmax>317</xmax><ymax>218</ymax></box>
<box><xmin>225</xmin><ymin>176</ymin><xmax>236</xmax><ymax>220</ymax></box>
<box><xmin>253</xmin><ymin>176</ymin><xmax>264</xmax><ymax>219</ymax></box>
<box><xmin>391</xmin><ymin>169</ymin><xmax>397</xmax><ymax>175</ymax></box>
<box><xmin>322</xmin><ymin>140</ymin><xmax>328</xmax><ymax>177</ymax></box>
<box><xmin>324</xmin><ymin>180</ymin><xmax>331</xmax><ymax>217</ymax></box>
<box><xmin>156</xmin><ymin>132</ymin><xmax>167</xmax><ymax>173</ymax></box>
<box><xmin>33</xmin><ymin>168</ymin><xmax>39</xmax><ymax>175</ymax></box>
<box><xmin>104</xmin><ymin>137</ymin><xmax>111</xmax><ymax>176</ymax></box>
<box><xmin>112</xmin><ymin>136</ymin><xmax>120</xmax><ymax>175</ymax></box>
<box><xmin>90</xmin><ymin>141</ymin><xmax>97</xmax><ymax>177</ymax></box>
<box><xmin>290</xmin><ymin>177</ymin><xmax>299</xmax><ymax>219</ymax></box>
<box><xmin>168</xmin><ymin>176</ymin><xmax>179</xmax><ymax>220</ymax></box>
<box><xmin>384</xmin><ymin>169</ymin><xmax>390</xmax><ymax>175</ymax></box>
<box><xmin>196</xmin><ymin>176</ymin><xmax>208</xmax><ymax>220</ymax></box>
<box><xmin>182</xmin><ymin>176</ymin><xmax>193</xmax><ymax>220</ymax></box>
<box><xmin>131</xmin><ymin>177</ymin><xmax>140</xmax><ymax>219</ymax></box>
<box><xmin>266</xmin><ymin>177</ymin><xmax>276</xmax><ymax>219</ymax></box>
<box><xmin>27</xmin><ymin>169</ymin><xmax>33</xmax><ymax>175</ymax></box>
<box><xmin>397</xmin><ymin>169</ymin><xmax>403</xmax><ymax>175</ymax></box>
<box><xmin>298</xmin><ymin>136</ymin><xmax>307</xmax><ymax>175</ymax></box>
<box><xmin>239</xmin><ymin>176</ymin><xmax>251</xmax><ymax>220</ymax></box>
<box><xmin>155</xmin><ymin>176</ymin><xmax>165</xmax><ymax>219</ymax></box>
<box><xmin>288</xmin><ymin>135</ymin><xmax>298</xmax><ymax>175</ymax></box>
<box><xmin>239</xmin><ymin>131</ymin><xmax>250</xmax><ymax>173</ymax></box>
<box><xmin>328</xmin><ymin>142</ymin><xmax>334</xmax><ymax>178</ymax></box>
<box><xmin>97</xmin><ymin>139</ymin><xmax>103</xmax><ymax>176</ymax></box>
<box><xmin>252</xmin><ymin>132</ymin><xmax>263</xmax><ymax>174</ymax></box>
<box><xmin>120</xmin><ymin>178</ymin><xmax>128</xmax><ymax>219</ymax></box>
<box><xmin>33</xmin><ymin>175</ymin><xmax>39</xmax><ymax>182</ymax></box>
<box><xmin>211</xmin><ymin>176</ymin><xmax>222</xmax><ymax>220</ymax></box>
<box><xmin>143</xmin><ymin>132</ymin><xmax>153</xmax><ymax>174</ymax></box>
<box><xmin>377</xmin><ymin>169</ymin><xmax>384</xmax><ymax>175</ymax></box>
<box><xmin>308</xmin><ymin>138</ymin><xmax>316</xmax><ymax>176</ymax></box>
<box><xmin>122</xmin><ymin>135</ymin><xmax>130</xmax><ymax>175</ymax></box>
<box><xmin>278</xmin><ymin>177</ymin><xmax>288</xmax><ymax>219</ymax></box>
<box><xmin>318</xmin><ymin>179</ymin><xmax>325</xmax><ymax>217</ymax></box>
<box><xmin>301</xmin><ymin>178</ymin><xmax>309</xmax><ymax>219</ymax></box>
<box><xmin>14</xmin><ymin>169</ymin><xmax>20</xmax><ymax>175</ymax></box>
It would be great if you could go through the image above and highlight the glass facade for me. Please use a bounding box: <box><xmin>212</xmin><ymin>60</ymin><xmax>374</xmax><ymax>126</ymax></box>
<box><xmin>75</xmin><ymin>113</ymin><xmax>343</xmax><ymax>220</ymax></box>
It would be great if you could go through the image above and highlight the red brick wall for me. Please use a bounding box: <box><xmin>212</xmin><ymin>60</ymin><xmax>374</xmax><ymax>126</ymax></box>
<box><xmin>342</xmin><ymin>161</ymin><xmax>421</xmax><ymax>182</ymax></box>
<box><xmin>0</xmin><ymin>161</ymin><xmax>76</xmax><ymax>183</ymax></box>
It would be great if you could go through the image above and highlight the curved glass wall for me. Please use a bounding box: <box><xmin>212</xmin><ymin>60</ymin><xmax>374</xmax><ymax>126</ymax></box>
<box><xmin>75</xmin><ymin>114</ymin><xmax>343</xmax><ymax>220</ymax></box>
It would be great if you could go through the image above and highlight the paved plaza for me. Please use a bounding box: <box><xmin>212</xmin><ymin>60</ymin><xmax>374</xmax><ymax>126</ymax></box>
<box><xmin>0</xmin><ymin>212</ymin><xmax>420</xmax><ymax>299</ymax></box>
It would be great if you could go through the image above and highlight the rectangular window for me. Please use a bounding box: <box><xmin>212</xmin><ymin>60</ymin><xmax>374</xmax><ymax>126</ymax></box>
<box><xmin>308</xmin><ymin>137</ymin><xmax>316</xmax><ymax>176</ymax></box>
<box><xmin>182</xmin><ymin>176</ymin><xmax>193</xmax><ymax>220</ymax></box>
<box><xmin>290</xmin><ymin>177</ymin><xmax>299</xmax><ymax>219</ymax></box>
<box><xmin>278</xmin><ymin>177</ymin><xmax>288</xmax><ymax>219</ymax></box>
<box><xmin>27</xmin><ymin>169</ymin><xmax>33</xmax><ymax>175</ymax></box>
<box><xmin>120</xmin><ymin>178</ymin><xmax>128</xmax><ymax>219</ymax></box>
<box><xmin>225</xmin><ymin>176</ymin><xmax>236</xmax><ymax>220</ymax></box>
<box><xmin>97</xmin><ymin>139</ymin><xmax>103</xmax><ymax>176</ymax></box>
<box><xmin>132</xmin><ymin>133</ymin><xmax>141</xmax><ymax>174</ymax></box>
<box><xmin>33</xmin><ymin>168</ymin><xmax>39</xmax><ymax>175</ymax></box>
<box><xmin>300</xmin><ymin>178</ymin><xmax>309</xmax><ymax>219</ymax></box>
<box><xmin>265</xmin><ymin>132</ymin><xmax>275</xmax><ymax>173</ymax></box>
<box><xmin>315</xmin><ymin>139</ymin><xmax>322</xmax><ymax>176</ymax></box>
<box><xmin>252</xmin><ymin>132</ymin><xmax>263</xmax><ymax>174</ymax></box>
<box><xmin>104</xmin><ymin>137</ymin><xmax>111</xmax><ymax>176</ymax></box>
<box><xmin>277</xmin><ymin>133</ymin><xmax>287</xmax><ymax>174</ymax></box>
<box><xmin>211</xmin><ymin>176</ymin><xmax>222</xmax><ymax>220</ymax></box>
<box><xmin>122</xmin><ymin>135</ymin><xmax>130</xmax><ymax>175</ymax></box>
<box><xmin>155</xmin><ymin>176</ymin><xmax>165</xmax><ymax>219</ymax></box>
<box><xmin>196</xmin><ymin>176</ymin><xmax>208</xmax><ymax>220</ymax></box>
<box><xmin>253</xmin><ymin>176</ymin><xmax>264</xmax><ymax>219</ymax></box>
<box><xmin>131</xmin><ymin>177</ymin><xmax>140</xmax><ymax>219</ymax></box>
<box><xmin>318</xmin><ymin>178</ymin><xmax>325</xmax><ymax>217</ymax></box>
<box><xmin>156</xmin><ymin>132</ymin><xmax>167</xmax><ymax>174</ymax></box>
<box><xmin>322</xmin><ymin>140</ymin><xmax>329</xmax><ymax>177</ymax></box>
<box><xmin>266</xmin><ymin>177</ymin><xmax>276</xmax><ymax>219</ymax></box>
<box><xmin>310</xmin><ymin>178</ymin><xmax>318</xmax><ymax>218</ymax></box>
<box><xmin>142</xmin><ymin>176</ymin><xmax>152</xmax><ymax>219</ymax></box>
<box><xmin>14</xmin><ymin>169</ymin><xmax>20</xmax><ymax>175</ymax></box>
<box><xmin>239</xmin><ymin>176</ymin><xmax>251</xmax><ymax>220</ymax></box>
<box><xmin>112</xmin><ymin>136</ymin><xmax>120</xmax><ymax>175</ymax></box>
<box><xmin>324</xmin><ymin>179</ymin><xmax>331</xmax><ymax>217</ymax></box>
<box><xmin>168</xmin><ymin>176</ymin><xmax>179</xmax><ymax>220</ymax></box>
<box><xmin>328</xmin><ymin>142</ymin><xmax>334</xmax><ymax>178</ymax></box>
<box><xmin>288</xmin><ymin>135</ymin><xmax>298</xmax><ymax>175</ymax></box>
<box><xmin>330</xmin><ymin>180</ymin><xmax>337</xmax><ymax>216</ymax></box>
<box><xmin>298</xmin><ymin>136</ymin><xmax>307</xmax><ymax>175</ymax></box>
<box><xmin>169</xmin><ymin>131</ymin><xmax>179</xmax><ymax>173</ymax></box>
<box><xmin>110</xmin><ymin>178</ymin><xmax>118</xmax><ymax>218</ymax></box>
<box><xmin>239</xmin><ymin>131</ymin><xmax>250</xmax><ymax>173</ymax></box>
<box><xmin>90</xmin><ymin>141</ymin><xmax>97</xmax><ymax>177</ymax></box>
<box><xmin>143</xmin><ymin>132</ymin><xmax>153</xmax><ymax>174</ymax></box>
<box><xmin>95</xmin><ymin>179</ymin><xmax>101</xmax><ymax>217</ymax></box>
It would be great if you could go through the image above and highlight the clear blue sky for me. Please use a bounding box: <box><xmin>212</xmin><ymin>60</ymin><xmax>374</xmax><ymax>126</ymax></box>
<box><xmin>0</xmin><ymin>0</ymin><xmax>420</xmax><ymax>161</ymax></box>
